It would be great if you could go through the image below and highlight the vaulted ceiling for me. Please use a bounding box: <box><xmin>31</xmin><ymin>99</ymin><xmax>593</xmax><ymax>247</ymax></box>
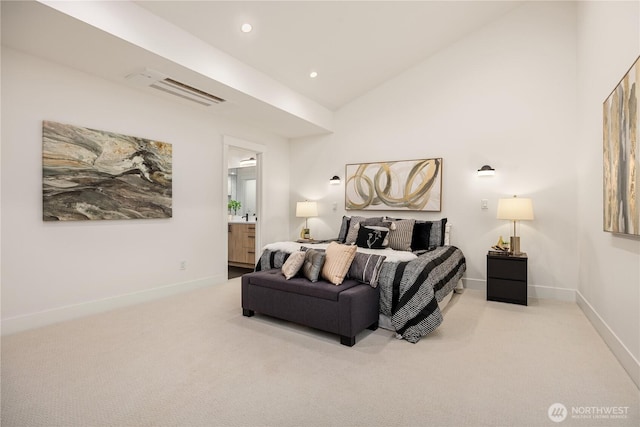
<box><xmin>2</xmin><ymin>1</ymin><xmax>521</xmax><ymax>138</ymax></box>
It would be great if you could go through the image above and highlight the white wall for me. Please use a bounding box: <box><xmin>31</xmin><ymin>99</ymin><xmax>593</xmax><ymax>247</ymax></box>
<box><xmin>289</xmin><ymin>0</ymin><xmax>640</xmax><ymax>388</ymax></box>
<box><xmin>1</xmin><ymin>48</ymin><xmax>291</xmax><ymax>332</ymax></box>
<box><xmin>575</xmin><ymin>0</ymin><xmax>640</xmax><ymax>386</ymax></box>
<box><xmin>291</xmin><ymin>1</ymin><xmax>579</xmax><ymax>301</ymax></box>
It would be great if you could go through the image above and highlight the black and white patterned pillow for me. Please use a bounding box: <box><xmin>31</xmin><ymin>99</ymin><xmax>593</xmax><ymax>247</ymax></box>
<box><xmin>348</xmin><ymin>252</ymin><xmax>387</xmax><ymax>288</ymax></box>
<box><xmin>344</xmin><ymin>216</ymin><xmax>383</xmax><ymax>244</ymax></box>
<box><xmin>356</xmin><ymin>226</ymin><xmax>389</xmax><ymax>249</ymax></box>
<box><xmin>387</xmin><ymin>219</ymin><xmax>415</xmax><ymax>251</ymax></box>
<box><xmin>428</xmin><ymin>218</ymin><xmax>448</xmax><ymax>248</ymax></box>
<box><xmin>255</xmin><ymin>250</ymin><xmax>291</xmax><ymax>271</ymax></box>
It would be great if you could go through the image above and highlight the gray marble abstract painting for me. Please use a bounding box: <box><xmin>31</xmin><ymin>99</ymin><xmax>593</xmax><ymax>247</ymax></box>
<box><xmin>43</xmin><ymin>121</ymin><xmax>172</xmax><ymax>221</ymax></box>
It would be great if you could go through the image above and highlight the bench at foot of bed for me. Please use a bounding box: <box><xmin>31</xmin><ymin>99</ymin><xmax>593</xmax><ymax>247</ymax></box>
<box><xmin>241</xmin><ymin>269</ymin><xmax>380</xmax><ymax>347</ymax></box>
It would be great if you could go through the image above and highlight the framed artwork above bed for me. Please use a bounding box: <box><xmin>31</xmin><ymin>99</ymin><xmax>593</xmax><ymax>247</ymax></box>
<box><xmin>345</xmin><ymin>158</ymin><xmax>442</xmax><ymax>211</ymax></box>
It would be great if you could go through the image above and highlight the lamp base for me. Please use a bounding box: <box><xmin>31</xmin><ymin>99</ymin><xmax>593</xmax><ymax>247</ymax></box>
<box><xmin>510</xmin><ymin>236</ymin><xmax>521</xmax><ymax>255</ymax></box>
<box><xmin>300</xmin><ymin>228</ymin><xmax>310</xmax><ymax>239</ymax></box>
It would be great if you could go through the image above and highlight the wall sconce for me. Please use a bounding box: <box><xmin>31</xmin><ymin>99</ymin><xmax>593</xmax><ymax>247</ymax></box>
<box><xmin>477</xmin><ymin>165</ymin><xmax>495</xmax><ymax>176</ymax></box>
<box><xmin>329</xmin><ymin>175</ymin><xmax>341</xmax><ymax>185</ymax></box>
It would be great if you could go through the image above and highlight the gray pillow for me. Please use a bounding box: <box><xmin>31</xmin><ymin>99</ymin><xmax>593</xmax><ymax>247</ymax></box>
<box><xmin>344</xmin><ymin>216</ymin><xmax>367</xmax><ymax>245</ymax></box>
<box><xmin>337</xmin><ymin>215</ymin><xmax>351</xmax><ymax>243</ymax></box>
<box><xmin>302</xmin><ymin>249</ymin><xmax>326</xmax><ymax>282</ymax></box>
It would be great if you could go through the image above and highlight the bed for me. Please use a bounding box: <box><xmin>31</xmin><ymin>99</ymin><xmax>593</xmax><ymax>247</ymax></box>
<box><xmin>256</xmin><ymin>216</ymin><xmax>466</xmax><ymax>343</ymax></box>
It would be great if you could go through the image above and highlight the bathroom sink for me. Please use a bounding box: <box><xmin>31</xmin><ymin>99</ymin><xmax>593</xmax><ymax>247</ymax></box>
<box><xmin>228</xmin><ymin>215</ymin><xmax>257</xmax><ymax>223</ymax></box>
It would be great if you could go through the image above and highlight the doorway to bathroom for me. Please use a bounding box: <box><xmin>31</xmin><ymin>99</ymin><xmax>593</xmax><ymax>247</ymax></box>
<box><xmin>223</xmin><ymin>136</ymin><xmax>264</xmax><ymax>280</ymax></box>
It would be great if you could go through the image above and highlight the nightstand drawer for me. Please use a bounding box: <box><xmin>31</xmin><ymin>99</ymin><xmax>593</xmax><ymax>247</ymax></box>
<box><xmin>487</xmin><ymin>257</ymin><xmax>527</xmax><ymax>281</ymax></box>
<box><xmin>487</xmin><ymin>278</ymin><xmax>527</xmax><ymax>305</ymax></box>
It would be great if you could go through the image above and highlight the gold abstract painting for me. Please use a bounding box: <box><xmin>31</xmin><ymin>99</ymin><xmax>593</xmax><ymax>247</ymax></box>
<box><xmin>603</xmin><ymin>56</ymin><xmax>639</xmax><ymax>236</ymax></box>
<box><xmin>43</xmin><ymin>121</ymin><xmax>173</xmax><ymax>221</ymax></box>
<box><xmin>345</xmin><ymin>158</ymin><xmax>442</xmax><ymax>211</ymax></box>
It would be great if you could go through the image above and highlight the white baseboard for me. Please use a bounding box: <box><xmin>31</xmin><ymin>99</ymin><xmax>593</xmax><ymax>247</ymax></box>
<box><xmin>462</xmin><ymin>278</ymin><xmax>576</xmax><ymax>302</ymax></box>
<box><xmin>1</xmin><ymin>274</ymin><xmax>227</xmax><ymax>336</ymax></box>
<box><xmin>576</xmin><ymin>291</ymin><xmax>640</xmax><ymax>389</ymax></box>
<box><xmin>462</xmin><ymin>277</ymin><xmax>485</xmax><ymax>291</ymax></box>
<box><xmin>528</xmin><ymin>284</ymin><xmax>576</xmax><ymax>302</ymax></box>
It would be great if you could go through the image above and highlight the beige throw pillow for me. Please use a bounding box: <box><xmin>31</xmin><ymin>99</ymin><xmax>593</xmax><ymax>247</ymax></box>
<box><xmin>282</xmin><ymin>251</ymin><xmax>306</xmax><ymax>280</ymax></box>
<box><xmin>321</xmin><ymin>242</ymin><xmax>357</xmax><ymax>285</ymax></box>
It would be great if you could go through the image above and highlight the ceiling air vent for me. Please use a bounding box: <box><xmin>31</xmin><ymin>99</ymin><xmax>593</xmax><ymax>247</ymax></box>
<box><xmin>125</xmin><ymin>68</ymin><xmax>225</xmax><ymax>107</ymax></box>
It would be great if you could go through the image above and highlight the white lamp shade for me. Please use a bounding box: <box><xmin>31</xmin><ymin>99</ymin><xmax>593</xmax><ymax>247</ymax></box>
<box><xmin>296</xmin><ymin>201</ymin><xmax>318</xmax><ymax>218</ymax></box>
<box><xmin>497</xmin><ymin>197</ymin><xmax>534</xmax><ymax>221</ymax></box>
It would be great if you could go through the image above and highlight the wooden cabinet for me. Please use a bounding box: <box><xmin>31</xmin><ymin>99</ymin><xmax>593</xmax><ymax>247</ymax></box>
<box><xmin>228</xmin><ymin>223</ymin><xmax>256</xmax><ymax>268</ymax></box>
<box><xmin>486</xmin><ymin>253</ymin><xmax>528</xmax><ymax>305</ymax></box>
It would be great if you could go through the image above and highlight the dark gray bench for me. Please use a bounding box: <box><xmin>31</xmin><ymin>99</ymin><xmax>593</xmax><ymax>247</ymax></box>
<box><xmin>241</xmin><ymin>269</ymin><xmax>379</xmax><ymax>346</ymax></box>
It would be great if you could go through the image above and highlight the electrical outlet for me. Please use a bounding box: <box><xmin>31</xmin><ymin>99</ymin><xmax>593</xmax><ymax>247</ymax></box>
<box><xmin>481</xmin><ymin>199</ymin><xmax>489</xmax><ymax>210</ymax></box>
<box><xmin>180</xmin><ymin>261</ymin><xmax>187</xmax><ymax>270</ymax></box>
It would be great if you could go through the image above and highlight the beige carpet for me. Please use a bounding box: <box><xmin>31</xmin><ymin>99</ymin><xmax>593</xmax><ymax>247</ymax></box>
<box><xmin>1</xmin><ymin>279</ymin><xmax>638</xmax><ymax>427</ymax></box>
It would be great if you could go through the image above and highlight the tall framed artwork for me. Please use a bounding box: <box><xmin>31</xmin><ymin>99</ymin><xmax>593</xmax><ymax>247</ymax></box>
<box><xmin>603</xmin><ymin>56</ymin><xmax>639</xmax><ymax>236</ymax></box>
<box><xmin>345</xmin><ymin>158</ymin><xmax>442</xmax><ymax>211</ymax></box>
<box><xmin>43</xmin><ymin>121</ymin><xmax>173</xmax><ymax>221</ymax></box>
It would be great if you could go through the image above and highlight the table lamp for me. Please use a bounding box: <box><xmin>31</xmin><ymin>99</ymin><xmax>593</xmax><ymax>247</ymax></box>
<box><xmin>296</xmin><ymin>201</ymin><xmax>318</xmax><ymax>239</ymax></box>
<box><xmin>497</xmin><ymin>195</ymin><xmax>534</xmax><ymax>255</ymax></box>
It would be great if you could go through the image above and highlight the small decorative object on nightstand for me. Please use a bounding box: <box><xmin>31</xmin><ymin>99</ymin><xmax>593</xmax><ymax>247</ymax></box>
<box><xmin>486</xmin><ymin>252</ymin><xmax>528</xmax><ymax>305</ymax></box>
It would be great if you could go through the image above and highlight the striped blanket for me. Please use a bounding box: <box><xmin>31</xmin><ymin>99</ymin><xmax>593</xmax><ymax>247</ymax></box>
<box><xmin>255</xmin><ymin>244</ymin><xmax>466</xmax><ymax>343</ymax></box>
<box><xmin>378</xmin><ymin>246</ymin><xmax>466</xmax><ymax>343</ymax></box>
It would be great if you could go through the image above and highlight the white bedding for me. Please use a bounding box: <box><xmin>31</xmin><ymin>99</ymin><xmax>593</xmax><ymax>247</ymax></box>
<box><xmin>263</xmin><ymin>241</ymin><xmax>419</xmax><ymax>264</ymax></box>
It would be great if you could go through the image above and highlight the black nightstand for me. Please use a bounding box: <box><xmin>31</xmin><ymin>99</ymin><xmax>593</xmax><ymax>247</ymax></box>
<box><xmin>486</xmin><ymin>253</ymin><xmax>528</xmax><ymax>305</ymax></box>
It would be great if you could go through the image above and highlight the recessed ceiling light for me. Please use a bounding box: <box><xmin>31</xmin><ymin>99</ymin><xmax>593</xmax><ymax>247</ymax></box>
<box><xmin>241</xmin><ymin>23</ymin><xmax>252</xmax><ymax>33</ymax></box>
<box><xmin>309</xmin><ymin>71</ymin><xmax>318</xmax><ymax>79</ymax></box>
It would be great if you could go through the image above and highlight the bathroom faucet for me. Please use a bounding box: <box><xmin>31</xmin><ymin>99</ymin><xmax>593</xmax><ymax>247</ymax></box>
<box><xmin>243</xmin><ymin>213</ymin><xmax>249</xmax><ymax>221</ymax></box>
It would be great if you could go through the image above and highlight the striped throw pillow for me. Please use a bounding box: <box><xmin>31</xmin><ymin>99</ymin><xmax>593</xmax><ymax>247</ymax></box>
<box><xmin>321</xmin><ymin>242</ymin><xmax>357</xmax><ymax>285</ymax></box>
<box><xmin>387</xmin><ymin>219</ymin><xmax>415</xmax><ymax>251</ymax></box>
<box><xmin>348</xmin><ymin>252</ymin><xmax>387</xmax><ymax>288</ymax></box>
